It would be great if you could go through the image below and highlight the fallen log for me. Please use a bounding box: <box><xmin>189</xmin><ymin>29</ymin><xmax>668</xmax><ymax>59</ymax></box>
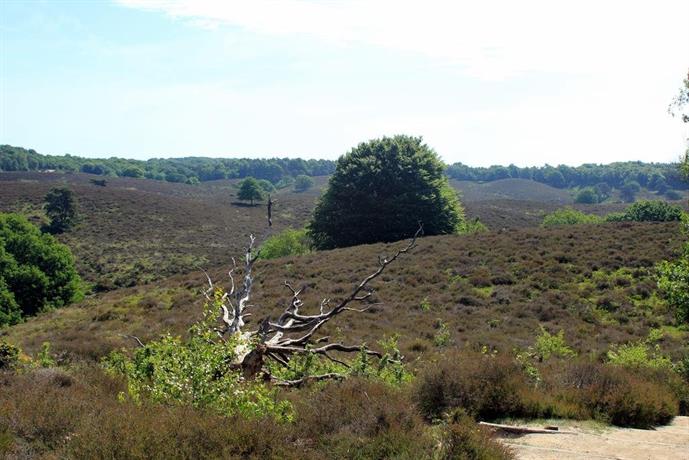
<box><xmin>479</xmin><ymin>422</ymin><xmax>577</xmax><ymax>435</ymax></box>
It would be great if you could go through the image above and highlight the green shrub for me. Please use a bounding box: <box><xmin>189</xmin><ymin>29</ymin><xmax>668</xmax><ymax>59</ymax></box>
<box><xmin>534</xmin><ymin>328</ymin><xmax>576</xmax><ymax>361</ymax></box>
<box><xmin>258</xmin><ymin>228</ymin><xmax>311</xmax><ymax>260</ymax></box>
<box><xmin>461</xmin><ymin>217</ymin><xmax>489</xmax><ymax>233</ymax></box>
<box><xmin>619</xmin><ymin>200</ymin><xmax>684</xmax><ymax>222</ymax></box>
<box><xmin>257</xmin><ymin>179</ymin><xmax>276</xmax><ymax>193</ymax></box>
<box><xmin>657</xmin><ymin>258</ymin><xmax>689</xmax><ymax>323</ymax></box>
<box><xmin>542</xmin><ymin>208</ymin><xmax>602</xmax><ymax>227</ymax></box>
<box><xmin>37</xmin><ymin>342</ymin><xmax>56</xmax><ymax>368</ymax></box>
<box><xmin>293</xmin><ymin>174</ymin><xmax>314</xmax><ymax>192</ymax></box>
<box><xmin>0</xmin><ymin>341</ymin><xmax>19</xmax><ymax>369</ymax></box>
<box><xmin>604</xmin><ymin>212</ymin><xmax>627</xmax><ymax>222</ymax></box>
<box><xmin>433</xmin><ymin>320</ymin><xmax>451</xmax><ymax>347</ymax></box>
<box><xmin>104</xmin><ymin>330</ymin><xmax>293</xmax><ymax>421</ymax></box>
<box><xmin>607</xmin><ymin>341</ymin><xmax>673</xmax><ymax>370</ymax></box>
<box><xmin>575</xmin><ymin>187</ymin><xmax>599</xmax><ymax>204</ymax></box>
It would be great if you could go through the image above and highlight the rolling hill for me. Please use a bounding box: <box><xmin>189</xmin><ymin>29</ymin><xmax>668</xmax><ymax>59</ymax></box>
<box><xmin>4</xmin><ymin>220</ymin><xmax>685</xmax><ymax>364</ymax></box>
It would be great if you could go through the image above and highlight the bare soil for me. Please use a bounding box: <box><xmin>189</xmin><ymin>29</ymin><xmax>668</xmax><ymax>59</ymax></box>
<box><xmin>496</xmin><ymin>416</ymin><xmax>689</xmax><ymax>460</ymax></box>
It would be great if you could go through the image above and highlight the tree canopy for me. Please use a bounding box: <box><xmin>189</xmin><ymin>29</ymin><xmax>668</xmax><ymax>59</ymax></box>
<box><xmin>293</xmin><ymin>175</ymin><xmax>314</xmax><ymax>192</ymax></box>
<box><xmin>237</xmin><ymin>177</ymin><xmax>265</xmax><ymax>205</ymax></box>
<box><xmin>309</xmin><ymin>135</ymin><xmax>465</xmax><ymax>249</ymax></box>
<box><xmin>0</xmin><ymin>213</ymin><xmax>82</xmax><ymax>325</ymax></box>
<box><xmin>44</xmin><ymin>187</ymin><xmax>78</xmax><ymax>233</ymax></box>
<box><xmin>0</xmin><ymin>145</ymin><xmax>335</xmax><ymax>185</ymax></box>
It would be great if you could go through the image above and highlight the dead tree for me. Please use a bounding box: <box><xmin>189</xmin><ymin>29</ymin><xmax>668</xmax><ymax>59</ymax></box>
<box><xmin>203</xmin><ymin>226</ymin><xmax>422</xmax><ymax>386</ymax></box>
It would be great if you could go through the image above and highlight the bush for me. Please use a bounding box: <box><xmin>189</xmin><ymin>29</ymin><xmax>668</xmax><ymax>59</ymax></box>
<box><xmin>561</xmin><ymin>363</ymin><xmax>678</xmax><ymax>428</ymax></box>
<box><xmin>293</xmin><ymin>174</ymin><xmax>314</xmax><ymax>192</ymax></box>
<box><xmin>0</xmin><ymin>213</ymin><xmax>82</xmax><ymax>325</ymax></box>
<box><xmin>666</xmin><ymin>189</ymin><xmax>683</xmax><ymax>200</ymax></box>
<box><xmin>620</xmin><ymin>200</ymin><xmax>684</xmax><ymax>222</ymax></box>
<box><xmin>0</xmin><ymin>367</ymin><xmax>305</xmax><ymax>459</ymax></box>
<box><xmin>439</xmin><ymin>410</ymin><xmax>514</xmax><ymax>460</ymax></box>
<box><xmin>258</xmin><ymin>228</ymin><xmax>311</xmax><ymax>260</ymax></box>
<box><xmin>257</xmin><ymin>179</ymin><xmax>276</xmax><ymax>194</ymax></box>
<box><xmin>620</xmin><ymin>180</ymin><xmax>641</xmax><ymax>202</ymax></box>
<box><xmin>413</xmin><ymin>349</ymin><xmax>682</xmax><ymax>428</ymax></box>
<box><xmin>534</xmin><ymin>328</ymin><xmax>576</xmax><ymax>361</ymax></box>
<box><xmin>0</xmin><ymin>341</ymin><xmax>19</xmax><ymax>369</ymax></box>
<box><xmin>121</xmin><ymin>167</ymin><xmax>144</xmax><ymax>178</ymax></box>
<box><xmin>104</xmin><ymin>331</ymin><xmax>293</xmax><ymax>421</ymax></box>
<box><xmin>542</xmin><ymin>208</ymin><xmax>602</xmax><ymax>227</ymax></box>
<box><xmin>657</xmin><ymin>258</ymin><xmax>689</xmax><ymax>323</ymax></box>
<box><xmin>413</xmin><ymin>351</ymin><xmax>528</xmax><ymax>421</ymax></box>
<box><xmin>461</xmin><ymin>217</ymin><xmax>489</xmax><ymax>233</ymax></box>
<box><xmin>575</xmin><ymin>187</ymin><xmax>599</xmax><ymax>204</ymax></box>
<box><xmin>309</xmin><ymin>135</ymin><xmax>465</xmax><ymax>249</ymax></box>
<box><xmin>607</xmin><ymin>341</ymin><xmax>673</xmax><ymax>370</ymax></box>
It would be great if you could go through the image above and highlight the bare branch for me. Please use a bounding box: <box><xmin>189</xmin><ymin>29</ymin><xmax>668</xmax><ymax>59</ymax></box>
<box><xmin>273</xmin><ymin>372</ymin><xmax>346</xmax><ymax>387</ymax></box>
<box><xmin>120</xmin><ymin>334</ymin><xmax>145</xmax><ymax>348</ymax></box>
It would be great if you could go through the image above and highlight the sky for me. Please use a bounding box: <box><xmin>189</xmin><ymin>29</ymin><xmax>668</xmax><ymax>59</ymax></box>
<box><xmin>1</xmin><ymin>0</ymin><xmax>688</xmax><ymax>166</ymax></box>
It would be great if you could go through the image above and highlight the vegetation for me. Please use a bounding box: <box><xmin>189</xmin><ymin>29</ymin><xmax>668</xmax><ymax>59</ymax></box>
<box><xmin>620</xmin><ymin>200</ymin><xmax>685</xmax><ymax>222</ymax></box>
<box><xmin>542</xmin><ymin>208</ymin><xmax>602</xmax><ymax>227</ymax></box>
<box><xmin>309</xmin><ymin>135</ymin><xmax>465</xmax><ymax>249</ymax></box>
<box><xmin>0</xmin><ymin>341</ymin><xmax>20</xmax><ymax>369</ymax></box>
<box><xmin>237</xmin><ymin>177</ymin><xmax>265</xmax><ymax>205</ymax></box>
<box><xmin>0</xmin><ymin>213</ymin><xmax>82</xmax><ymax>325</ymax></box>
<box><xmin>414</xmin><ymin>347</ymin><xmax>682</xmax><ymax>429</ymax></box>
<box><xmin>620</xmin><ymin>180</ymin><xmax>641</xmax><ymax>202</ymax></box>
<box><xmin>293</xmin><ymin>174</ymin><xmax>314</xmax><ymax>192</ymax></box>
<box><xmin>542</xmin><ymin>201</ymin><xmax>685</xmax><ymax>227</ymax></box>
<box><xmin>574</xmin><ymin>187</ymin><xmax>599</xmax><ymax>204</ymax></box>
<box><xmin>447</xmin><ymin>160</ymin><xmax>688</xmax><ymax>190</ymax></box>
<box><xmin>0</xmin><ymin>145</ymin><xmax>335</xmax><ymax>184</ymax></box>
<box><xmin>258</xmin><ymin>228</ymin><xmax>311</xmax><ymax>260</ymax></box>
<box><xmin>44</xmin><ymin>187</ymin><xmax>78</xmax><ymax>233</ymax></box>
<box><xmin>106</xmin><ymin>331</ymin><xmax>294</xmax><ymax>421</ymax></box>
<box><xmin>658</xmin><ymin>258</ymin><xmax>689</xmax><ymax>323</ymax></box>
<box><xmin>3</xmin><ymin>138</ymin><xmax>689</xmax><ymax>456</ymax></box>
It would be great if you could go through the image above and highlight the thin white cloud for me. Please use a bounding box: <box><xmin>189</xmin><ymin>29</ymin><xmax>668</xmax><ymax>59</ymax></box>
<box><xmin>115</xmin><ymin>0</ymin><xmax>689</xmax><ymax>80</ymax></box>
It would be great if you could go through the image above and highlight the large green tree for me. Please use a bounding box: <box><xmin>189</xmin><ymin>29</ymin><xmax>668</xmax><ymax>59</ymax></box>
<box><xmin>309</xmin><ymin>135</ymin><xmax>465</xmax><ymax>249</ymax></box>
<box><xmin>237</xmin><ymin>177</ymin><xmax>265</xmax><ymax>205</ymax></box>
<box><xmin>0</xmin><ymin>213</ymin><xmax>82</xmax><ymax>325</ymax></box>
<box><xmin>44</xmin><ymin>187</ymin><xmax>78</xmax><ymax>233</ymax></box>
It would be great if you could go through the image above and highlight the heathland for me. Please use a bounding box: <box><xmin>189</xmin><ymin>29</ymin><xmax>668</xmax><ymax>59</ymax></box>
<box><xmin>1</xmin><ymin>156</ymin><xmax>688</xmax><ymax>459</ymax></box>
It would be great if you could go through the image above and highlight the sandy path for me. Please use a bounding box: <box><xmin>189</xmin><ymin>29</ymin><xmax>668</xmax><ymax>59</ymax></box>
<box><xmin>495</xmin><ymin>416</ymin><xmax>689</xmax><ymax>460</ymax></box>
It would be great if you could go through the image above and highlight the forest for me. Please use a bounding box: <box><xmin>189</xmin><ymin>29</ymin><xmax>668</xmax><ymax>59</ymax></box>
<box><xmin>2</xmin><ymin>144</ymin><xmax>685</xmax><ymax>193</ymax></box>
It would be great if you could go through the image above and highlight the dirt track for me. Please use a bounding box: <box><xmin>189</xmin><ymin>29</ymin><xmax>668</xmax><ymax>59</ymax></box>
<box><xmin>495</xmin><ymin>416</ymin><xmax>689</xmax><ymax>460</ymax></box>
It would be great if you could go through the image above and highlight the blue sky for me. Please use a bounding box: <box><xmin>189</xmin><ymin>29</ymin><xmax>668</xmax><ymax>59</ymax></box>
<box><xmin>1</xmin><ymin>0</ymin><xmax>688</xmax><ymax>166</ymax></box>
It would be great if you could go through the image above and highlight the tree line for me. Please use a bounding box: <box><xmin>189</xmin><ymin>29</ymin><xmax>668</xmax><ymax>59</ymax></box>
<box><xmin>0</xmin><ymin>145</ymin><xmax>335</xmax><ymax>184</ymax></box>
<box><xmin>2</xmin><ymin>144</ymin><xmax>686</xmax><ymax>192</ymax></box>
<box><xmin>447</xmin><ymin>161</ymin><xmax>688</xmax><ymax>191</ymax></box>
